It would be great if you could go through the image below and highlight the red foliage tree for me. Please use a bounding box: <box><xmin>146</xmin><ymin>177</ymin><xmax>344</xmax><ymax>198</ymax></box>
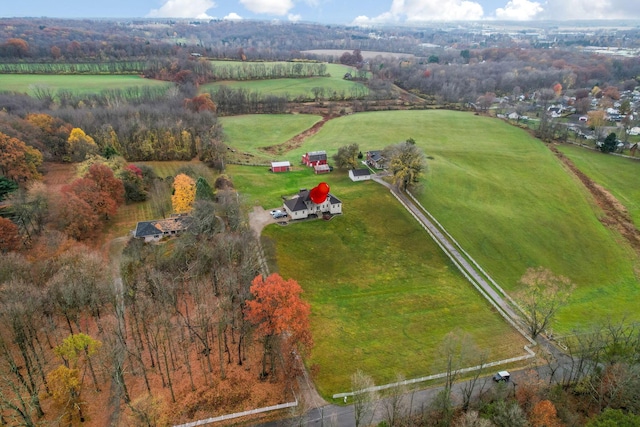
<box><xmin>245</xmin><ymin>273</ymin><xmax>313</xmax><ymax>379</ymax></box>
<box><xmin>51</xmin><ymin>193</ymin><xmax>101</xmax><ymax>241</ymax></box>
<box><xmin>0</xmin><ymin>217</ymin><xmax>21</xmax><ymax>252</ymax></box>
<box><xmin>64</xmin><ymin>178</ymin><xmax>118</xmax><ymax>220</ymax></box>
<box><xmin>85</xmin><ymin>163</ymin><xmax>125</xmax><ymax>208</ymax></box>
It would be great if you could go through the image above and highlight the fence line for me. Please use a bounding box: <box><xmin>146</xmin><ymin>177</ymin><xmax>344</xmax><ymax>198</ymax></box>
<box><xmin>173</xmin><ymin>400</ymin><xmax>298</xmax><ymax>427</ymax></box>
<box><xmin>406</xmin><ymin>191</ymin><xmax>527</xmax><ymax>318</ymax></box>
<box><xmin>332</xmin><ymin>181</ymin><xmax>537</xmax><ymax>400</ymax></box>
<box><xmin>333</xmin><ymin>348</ymin><xmax>535</xmax><ymax>399</ymax></box>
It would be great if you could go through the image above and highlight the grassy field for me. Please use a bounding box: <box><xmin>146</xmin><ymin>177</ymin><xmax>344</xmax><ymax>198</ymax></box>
<box><xmin>0</xmin><ymin>74</ymin><xmax>171</xmax><ymax>95</ymax></box>
<box><xmin>236</xmin><ymin>110</ymin><xmax>640</xmax><ymax>334</ymax></box>
<box><xmin>219</xmin><ymin>114</ymin><xmax>322</xmax><ymax>161</ymax></box>
<box><xmin>254</xmin><ymin>168</ymin><xmax>528</xmax><ymax>397</ymax></box>
<box><xmin>202</xmin><ymin>63</ymin><xmax>368</xmax><ymax>100</ymax></box>
<box><xmin>557</xmin><ymin>144</ymin><xmax>640</xmax><ymax>227</ymax></box>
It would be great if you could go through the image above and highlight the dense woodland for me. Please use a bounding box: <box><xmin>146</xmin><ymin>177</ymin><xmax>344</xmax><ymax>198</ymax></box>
<box><xmin>1</xmin><ymin>17</ymin><xmax>640</xmax><ymax>426</ymax></box>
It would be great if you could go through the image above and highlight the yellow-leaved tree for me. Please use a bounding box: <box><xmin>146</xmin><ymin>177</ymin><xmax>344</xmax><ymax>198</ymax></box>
<box><xmin>172</xmin><ymin>173</ymin><xmax>196</xmax><ymax>213</ymax></box>
<box><xmin>67</xmin><ymin>127</ymin><xmax>98</xmax><ymax>162</ymax></box>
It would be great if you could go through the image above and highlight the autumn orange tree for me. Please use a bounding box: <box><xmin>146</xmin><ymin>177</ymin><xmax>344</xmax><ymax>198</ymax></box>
<box><xmin>0</xmin><ymin>217</ymin><xmax>21</xmax><ymax>252</ymax></box>
<box><xmin>62</xmin><ymin>164</ymin><xmax>124</xmax><ymax>220</ymax></box>
<box><xmin>245</xmin><ymin>273</ymin><xmax>312</xmax><ymax>380</ymax></box>
<box><xmin>0</xmin><ymin>132</ymin><xmax>43</xmax><ymax>183</ymax></box>
<box><xmin>529</xmin><ymin>400</ymin><xmax>563</xmax><ymax>427</ymax></box>
<box><xmin>184</xmin><ymin>93</ymin><xmax>217</xmax><ymax>113</ymax></box>
<box><xmin>171</xmin><ymin>173</ymin><xmax>196</xmax><ymax>214</ymax></box>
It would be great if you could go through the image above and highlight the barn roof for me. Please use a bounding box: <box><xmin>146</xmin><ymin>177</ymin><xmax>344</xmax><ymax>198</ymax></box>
<box><xmin>271</xmin><ymin>161</ymin><xmax>291</xmax><ymax>167</ymax></box>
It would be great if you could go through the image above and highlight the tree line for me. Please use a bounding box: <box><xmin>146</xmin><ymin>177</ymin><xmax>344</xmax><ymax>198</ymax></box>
<box><xmin>0</xmin><ymin>88</ymin><xmax>225</xmax><ymax>163</ymax></box>
<box><xmin>0</xmin><ymin>195</ymin><xmax>312</xmax><ymax>425</ymax></box>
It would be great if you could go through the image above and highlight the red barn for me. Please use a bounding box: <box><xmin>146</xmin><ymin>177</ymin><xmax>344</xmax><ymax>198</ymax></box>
<box><xmin>302</xmin><ymin>151</ymin><xmax>327</xmax><ymax>167</ymax></box>
<box><xmin>271</xmin><ymin>161</ymin><xmax>291</xmax><ymax>173</ymax></box>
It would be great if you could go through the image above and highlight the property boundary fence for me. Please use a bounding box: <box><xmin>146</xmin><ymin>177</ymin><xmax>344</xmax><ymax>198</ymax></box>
<box><xmin>172</xmin><ymin>400</ymin><xmax>298</xmax><ymax>427</ymax></box>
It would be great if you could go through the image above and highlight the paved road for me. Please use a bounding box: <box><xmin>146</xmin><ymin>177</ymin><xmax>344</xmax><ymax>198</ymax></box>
<box><xmin>260</xmin><ymin>368</ymin><xmax>539</xmax><ymax>427</ymax></box>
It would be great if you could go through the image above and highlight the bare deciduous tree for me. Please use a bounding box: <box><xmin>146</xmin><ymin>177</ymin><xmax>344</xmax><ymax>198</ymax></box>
<box><xmin>351</xmin><ymin>370</ymin><xmax>378</xmax><ymax>427</ymax></box>
<box><xmin>515</xmin><ymin>267</ymin><xmax>575</xmax><ymax>339</ymax></box>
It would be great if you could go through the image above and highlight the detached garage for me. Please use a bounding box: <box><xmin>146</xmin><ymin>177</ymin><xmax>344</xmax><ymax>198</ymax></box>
<box><xmin>271</xmin><ymin>161</ymin><xmax>291</xmax><ymax>173</ymax></box>
<box><xmin>349</xmin><ymin>169</ymin><xmax>372</xmax><ymax>181</ymax></box>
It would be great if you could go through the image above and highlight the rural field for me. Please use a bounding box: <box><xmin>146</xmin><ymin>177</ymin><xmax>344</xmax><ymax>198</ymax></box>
<box><xmin>557</xmin><ymin>143</ymin><xmax>640</xmax><ymax>227</ymax></box>
<box><xmin>0</xmin><ymin>74</ymin><xmax>171</xmax><ymax>95</ymax></box>
<box><xmin>40</xmin><ymin>109</ymin><xmax>640</xmax><ymax>398</ymax></box>
<box><xmin>202</xmin><ymin>62</ymin><xmax>368</xmax><ymax>100</ymax></box>
<box><xmin>254</xmin><ymin>168</ymin><xmax>529</xmax><ymax>398</ymax></box>
<box><xmin>229</xmin><ymin>110</ymin><xmax>639</xmax><ymax>337</ymax></box>
<box><xmin>220</xmin><ymin>114</ymin><xmax>322</xmax><ymax>161</ymax></box>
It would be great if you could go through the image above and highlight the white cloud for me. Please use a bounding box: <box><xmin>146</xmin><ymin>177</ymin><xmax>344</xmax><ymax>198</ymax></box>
<box><xmin>224</xmin><ymin>12</ymin><xmax>243</xmax><ymax>20</ymax></box>
<box><xmin>495</xmin><ymin>0</ymin><xmax>542</xmax><ymax>20</ymax></box>
<box><xmin>536</xmin><ymin>0</ymin><xmax>637</xmax><ymax>19</ymax></box>
<box><xmin>239</xmin><ymin>0</ymin><xmax>295</xmax><ymax>15</ymax></box>
<box><xmin>288</xmin><ymin>13</ymin><xmax>302</xmax><ymax>21</ymax></box>
<box><xmin>148</xmin><ymin>0</ymin><xmax>216</xmax><ymax>18</ymax></box>
<box><xmin>353</xmin><ymin>0</ymin><xmax>483</xmax><ymax>23</ymax></box>
<box><xmin>352</xmin><ymin>12</ymin><xmax>399</xmax><ymax>25</ymax></box>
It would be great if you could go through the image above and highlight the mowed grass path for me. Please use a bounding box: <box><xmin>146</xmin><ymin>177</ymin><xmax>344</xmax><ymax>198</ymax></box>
<box><xmin>0</xmin><ymin>74</ymin><xmax>171</xmax><ymax>95</ymax></box>
<box><xmin>257</xmin><ymin>170</ymin><xmax>528</xmax><ymax>397</ymax></box>
<box><xmin>269</xmin><ymin>110</ymin><xmax>639</xmax><ymax>332</ymax></box>
<box><xmin>557</xmin><ymin>144</ymin><xmax>640</xmax><ymax>227</ymax></box>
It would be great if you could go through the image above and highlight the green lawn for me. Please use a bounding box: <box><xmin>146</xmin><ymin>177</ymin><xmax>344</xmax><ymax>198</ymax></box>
<box><xmin>0</xmin><ymin>74</ymin><xmax>171</xmax><ymax>95</ymax></box>
<box><xmin>233</xmin><ymin>110</ymin><xmax>640</xmax><ymax>334</ymax></box>
<box><xmin>257</xmin><ymin>170</ymin><xmax>528</xmax><ymax>397</ymax></box>
<box><xmin>557</xmin><ymin>144</ymin><xmax>640</xmax><ymax>227</ymax></box>
<box><xmin>219</xmin><ymin>114</ymin><xmax>322</xmax><ymax>161</ymax></box>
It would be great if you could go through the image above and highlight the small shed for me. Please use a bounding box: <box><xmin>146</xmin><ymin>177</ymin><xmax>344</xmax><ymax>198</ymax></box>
<box><xmin>314</xmin><ymin>164</ymin><xmax>331</xmax><ymax>174</ymax></box>
<box><xmin>349</xmin><ymin>169</ymin><xmax>372</xmax><ymax>182</ymax></box>
<box><xmin>271</xmin><ymin>161</ymin><xmax>291</xmax><ymax>173</ymax></box>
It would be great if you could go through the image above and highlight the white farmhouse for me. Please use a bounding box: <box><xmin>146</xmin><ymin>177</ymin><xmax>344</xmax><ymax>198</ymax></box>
<box><xmin>283</xmin><ymin>188</ymin><xmax>342</xmax><ymax>220</ymax></box>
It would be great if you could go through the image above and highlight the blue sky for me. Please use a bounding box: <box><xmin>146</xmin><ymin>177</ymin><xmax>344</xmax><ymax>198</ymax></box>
<box><xmin>2</xmin><ymin>0</ymin><xmax>640</xmax><ymax>23</ymax></box>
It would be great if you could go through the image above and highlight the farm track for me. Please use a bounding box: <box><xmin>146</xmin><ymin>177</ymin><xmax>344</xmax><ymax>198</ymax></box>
<box><xmin>551</xmin><ymin>145</ymin><xmax>640</xmax><ymax>253</ymax></box>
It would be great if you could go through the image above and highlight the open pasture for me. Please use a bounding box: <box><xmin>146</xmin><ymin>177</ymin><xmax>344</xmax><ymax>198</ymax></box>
<box><xmin>203</xmin><ymin>77</ymin><xmax>367</xmax><ymax>101</ymax></box>
<box><xmin>235</xmin><ymin>110</ymin><xmax>640</xmax><ymax>334</ymax></box>
<box><xmin>557</xmin><ymin>144</ymin><xmax>640</xmax><ymax>228</ymax></box>
<box><xmin>219</xmin><ymin>114</ymin><xmax>322</xmax><ymax>161</ymax></box>
<box><xmin>256</xmin><ymin>169</ymin><xmax>529</xmax><ymax>396</ymax></box>
<box><xmin>202</xmin><ymin>62</ymin><xmax>367</xmax><ymax>100</ymax></box>
<box><xmin>0</xmin><ymin>74</ymin><xmax>171</xmax><ymax>96</ymax></box>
